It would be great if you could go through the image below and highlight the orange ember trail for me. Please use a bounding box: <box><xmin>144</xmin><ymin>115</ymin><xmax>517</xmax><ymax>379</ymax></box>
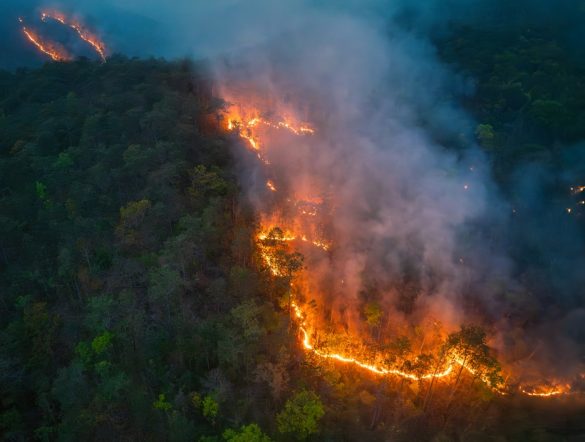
<box><xmin>20</xmin><ymin>20</ymin><xmax>70</xmax><ymax>62</ymax></box>
<box><xmin>42</xmin><ymin>10</ymin><xmax>107</xmax><ymax>61</ymax></box>
<box><xmin>227</xmin><ymin>97</ymin><xmax>577</xmax><ymax>399</ymax></box>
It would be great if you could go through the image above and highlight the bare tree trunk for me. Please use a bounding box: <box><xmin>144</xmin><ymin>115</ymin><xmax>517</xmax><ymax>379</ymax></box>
<box><xmin>0</xmin><ymin>243</ymin><xmax>8</xmax><ymax>266</ymax></box>
<box><xmin>370</xmin><ymin>379</ymin><xmax>386</xmax><ymax>430</ymax></box>
<box><xmin>82</xmin><ymin>246</ymin><xmax>93</xmax><ymax>274</ymax></box>
<box><xmin>423</xmin><ymin>352</ymin><xmax>445</xmax><ymax>411</ymax></box>
<box><xmin>442</xmin><ymin>352</ymin><xmax>470</xmax><ymax>428</ymax></box>
<box><xmin>72</xmin><ymin>277</ymin><xmax>83</xmax><ymax>303</ymax></box>
<box><xmin>418</xmin><ymin>334</ymin><xmax>426</xmax><ymax>355</ymax></box>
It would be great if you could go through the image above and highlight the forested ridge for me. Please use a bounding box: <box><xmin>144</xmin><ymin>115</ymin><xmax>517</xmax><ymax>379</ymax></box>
<box><xmin>0</xmin><ymin>56</ymin><xmax>286</xmax><ymax>440</ymax></box>
<box><xmin>1</xmin><ymin>20</ymin><xmax>585</xmax><ymax>442</ymax></box>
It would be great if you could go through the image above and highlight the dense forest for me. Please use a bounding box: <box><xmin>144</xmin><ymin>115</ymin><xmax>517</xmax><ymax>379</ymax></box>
<box><xmin>1</xmin><ymin>17</ymin><xmax>585</xmax><ymax>442</ymax></box>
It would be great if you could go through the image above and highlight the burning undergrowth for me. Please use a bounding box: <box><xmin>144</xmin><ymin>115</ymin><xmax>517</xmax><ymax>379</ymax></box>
<box><xmin>212</xmin><ymin>10</ymin><xmax>584</xmax><ymax>399</ymax></box>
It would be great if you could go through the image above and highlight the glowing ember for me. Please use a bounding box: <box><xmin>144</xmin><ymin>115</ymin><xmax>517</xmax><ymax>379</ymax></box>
<box><xmin>225</xmin><ymin>105</ymin><xmax>313</xmax><ymax>164</ymax></box>
<box><xmin>266</xmin><ymin>180</ymin><xmax>277</xmax><ymax>192</ymax></box>
<box><xmin>19</xmin><ymin>18</ymin><xmax>71</xmax><ymax>62</ymax></box>
<box><xmin>258</xmin><ymin>228</ymin><xmax>330</xmax><ymax>252</ymax></box>
<box><xmin>520</xmin><ymin>384</ymin><xmax>571</xmax><ymax>397</ymax></box>
<box><xmin>41</xmin><ymin>10</ymin><xmax>107</xmax><ymax>62</ymax></box>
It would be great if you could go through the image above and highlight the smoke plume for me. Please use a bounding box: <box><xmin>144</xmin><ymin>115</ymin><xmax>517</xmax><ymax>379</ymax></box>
<box><xmin>3</xmin><ymin>0</ymin><xmax>585</xmax><ymax>385</ymax></box>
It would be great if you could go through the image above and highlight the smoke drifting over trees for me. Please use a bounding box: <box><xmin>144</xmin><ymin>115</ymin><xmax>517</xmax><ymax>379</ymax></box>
<box><xmin>208</xmin><ymin>0</ymin><xmax>585</xmax><ymax>383</ymax></box>
<box><xmin>2</xmin><ymin>0</ymin><xmax>585</xmax><ymax>439</ymax></box>
<box><xmin>4</xmin><ymin>0</ymin><xmax>583</xmax><ymax>394</ymax></box>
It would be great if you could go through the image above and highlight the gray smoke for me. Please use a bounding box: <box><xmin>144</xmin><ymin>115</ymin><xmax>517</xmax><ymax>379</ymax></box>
<box><xmin>213</xmin><ymin>7</ymin><xmax>513</xmax><ymax>334</ymax></box>
<box><xmin>3</xmin><ymin>0</ymin><xmax>585</xmax><ymax>380</ymax></box>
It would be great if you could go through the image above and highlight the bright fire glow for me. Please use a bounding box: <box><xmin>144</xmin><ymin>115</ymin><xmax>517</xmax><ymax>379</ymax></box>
<box><xmin>224</xmin><ymin>105</ymin><xmax>314</xmax><ymax>164</ymax></box>
<box><xmin>293</xmin><ymin>302</ymin><xmax>455</xmax><ymax>381</ymax></box>
<box><xmin>20</xmin><ymin>18</ymin><xmax>71</xmax><ymax>62</ymax></box>
<box><xmin>225</xmin><ymin>95</ymin><xmax>576</xmax><ymax>399</ymax></box>
<box><xmin>258</xmin><ymin>228</ymin><xmax>330</xmax><ymax>252</ymax></box>
<box><xmin>266</xmin><ymin>180</ymin><xmax>277</xmax><ymax>192</ymax></box>
<box><xmin>520</xmin><ymin>384</ymin><xmax>571</xmax><ymax>397</ymax></box>
<box><xmin>41</xmin><ymin>10</ymin><xmax>107</xmax><ymax>62</ymax></box>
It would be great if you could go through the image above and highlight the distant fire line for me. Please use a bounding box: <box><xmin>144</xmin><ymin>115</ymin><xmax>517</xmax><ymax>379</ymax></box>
<box><xmin>19</xmin><ymin>18</ymin><xmax>71</xmax><ymax>62</ymax></box>
<box><xmin>41</xmin><ymin>10</ymin><xmax>107</xmax><ymax>62</ymax></box>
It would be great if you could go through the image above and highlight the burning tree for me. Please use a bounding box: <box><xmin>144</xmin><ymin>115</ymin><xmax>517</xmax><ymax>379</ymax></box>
<box><xmin>257</xmin><ymin>227</ymin><xmax>304</xmax><ymax>324</ymax></box>
<box><xmin>444</xmin><ymin>325</ymin><xmax>503</xmax><ymax>393</ymax></box>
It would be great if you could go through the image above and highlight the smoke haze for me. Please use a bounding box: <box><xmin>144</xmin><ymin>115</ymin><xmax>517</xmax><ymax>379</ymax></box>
<box><xmin>3</xmin><ymin>0</ymin><xmax>585</xmax><ymax>382</ymax></box>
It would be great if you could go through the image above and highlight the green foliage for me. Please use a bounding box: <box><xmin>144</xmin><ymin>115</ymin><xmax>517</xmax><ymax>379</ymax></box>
<box><xmin>153</xmin><ymin>393</ymin><xmax>173</xmax><ymax>412</ymax></box>
<box><xmin>0</xmin><ymin>23</ymin><xmax>581</xmax><ymax>439</ymax></box>
<box><xmin>445</xmin><ymin>325</ymin><xmax>503</xmax><ymax>389</ymax></box>
<box><xmin>363</xmin><ymin>302</ymin><xmax>384</xmax><ymax>328</ymax></box>
<box><xmin>75</xmin><ymin>341</ymin><xmax>93</xmax><ymax>365</ymax></box>
<box><xmin>529</xmin><ymin>99</ymin><xmax>570</xmax><ymax>130</ymax></box>
<box><xmin>55</xmin><ymin>152</ymin><xmax>74</xmax><ymax>168</ymax></box>
<box><xmin>276</xmin><ymin>390</ymin><xmax>324</xmax><ymax>440</ymax></box>
<box><xmin>202</xmin><ymin>395</ymin><xmax>219</xmax><ymax>423</ymax></box>
<box><xmin>441</xmin><ymin>20</ymin><xmax>585</xmax><ymax>178</ymax></box>
<box><xmin>35</xmin><ymin>181</ymin><xmax>51</xmax><ymax>207</ymax></box>
<box><xmin>223</xmin><ymin>423</ymin><xmax>271</xmax><ymax>442</ymax></box>
<box><xmin>0</xmin><ymin>58</ymin><xmax>245</xmax><ymax>440</ymax></box>
<box><xmin>119</xmin><ymin>199</ymin><xmax>152</xmax><ymax>230</ymax></box>
<box><xmin>52</xmin><ymin>362</ymin><xmax>89</xmax><ymax>411</ymax></box>
<box><xmin>475</xmin><ymin>124</ymin><xmax>496</xmax><ymax>149</ymax></box>
<box><xmin>189</xmin><ymin>164</ymin><xmax>229</xmax><ymax>203</ymax></box>
<box><xmin>91</xmin><ymin>331</ymin><xmax>113</xmax><ymax>355</ymax></box>
<box><xmin>35</xmin><ymin>181</ymin><xmax>48</xmax><ymax>200</ymax></box>
<box><xmin>191</xmin><ymin>392</ymin><xmax>202</xmax><ymax>409</ymax></box>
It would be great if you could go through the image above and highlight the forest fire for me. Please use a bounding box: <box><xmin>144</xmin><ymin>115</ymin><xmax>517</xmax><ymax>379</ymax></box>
<box><xmin>223</xmin><ymin>104</ymin><xmax>314</xmax><ymax>163</ymax></box>
<box><xmin>520</xmin><ymin>384</ymin><xmax>571</xmax><ymax>397</ymax></box>
<box><xmin>258</xmin><ymin>227</ymin><xmax>330</xmax><ymax>252</ymax></box>
<box><xmin>224</xmin><ymin>95</ymin><xmax>579</xmax><ymax>400</ymax></box>
<box><xmin>41</xmin><ymin>10</ymin><xmax>107</xmax><ymax>61</ymax></box>
<box><xmin>19</xmin><ymin>11</ymin><xmax>107</xmax><ymax>62</ymax></box>
<box><xmin>19</xmin><ymin>18</ymin><xmax>71</xmax><ymax>62</ymax></box>
<box><xmin>292</xmin><ymin>301</ymin><xmax>456</xmax><ymax>381</ymax></box>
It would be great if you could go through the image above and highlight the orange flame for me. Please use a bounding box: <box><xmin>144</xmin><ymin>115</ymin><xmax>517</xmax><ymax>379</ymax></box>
<box><xmin>266</xmin><ymin>180</ymin><xmax>277</xmax><ymax>192</ymax></box>
<box><xmin>224</xmin><ymin>104</ymin><xmax>314</xmax><ymax>164</ymax></box>
<box><xmin>258</xmin><ymin>228</ymin><xmax>330</xmax><ymax>252</ymax></box>
<box><xmin>293</xmin><ymin>302</ymin><xmax>454</xmax><ymax>381</ymax></box>
<box><xmin>520</xmin><ymin>383</ymin><xmax>571</xmax><ymax>397</ymax></box>
<box><xmin>41</xmin><ymin>10</ymin><xmax>107</xmax><ymax>62</ymax></box>
<box><xmin>20</xmin><ymin>19</ymin><xmax>71</xmax><ymax>62</ymax></box>
<box><xmin>226</xmin><ymin>95</ymin><xmax>576</xmax><ymax>399</ymax></box>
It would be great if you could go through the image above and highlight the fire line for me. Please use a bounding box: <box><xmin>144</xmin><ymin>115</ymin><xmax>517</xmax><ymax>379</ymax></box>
<box><xmin>19</xmin><ymin>18</ymin><xmax>71</xmax><ymax>62</ymax></box>
<box><xmin>41</xmin><ymin>10</ymin><xmax>107</xmax><ymax>62</ymax></box>
<box><xmin>225</xmin><ymin>97</ymin><xmax>575</xmax><ymax>399</ymax></box>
